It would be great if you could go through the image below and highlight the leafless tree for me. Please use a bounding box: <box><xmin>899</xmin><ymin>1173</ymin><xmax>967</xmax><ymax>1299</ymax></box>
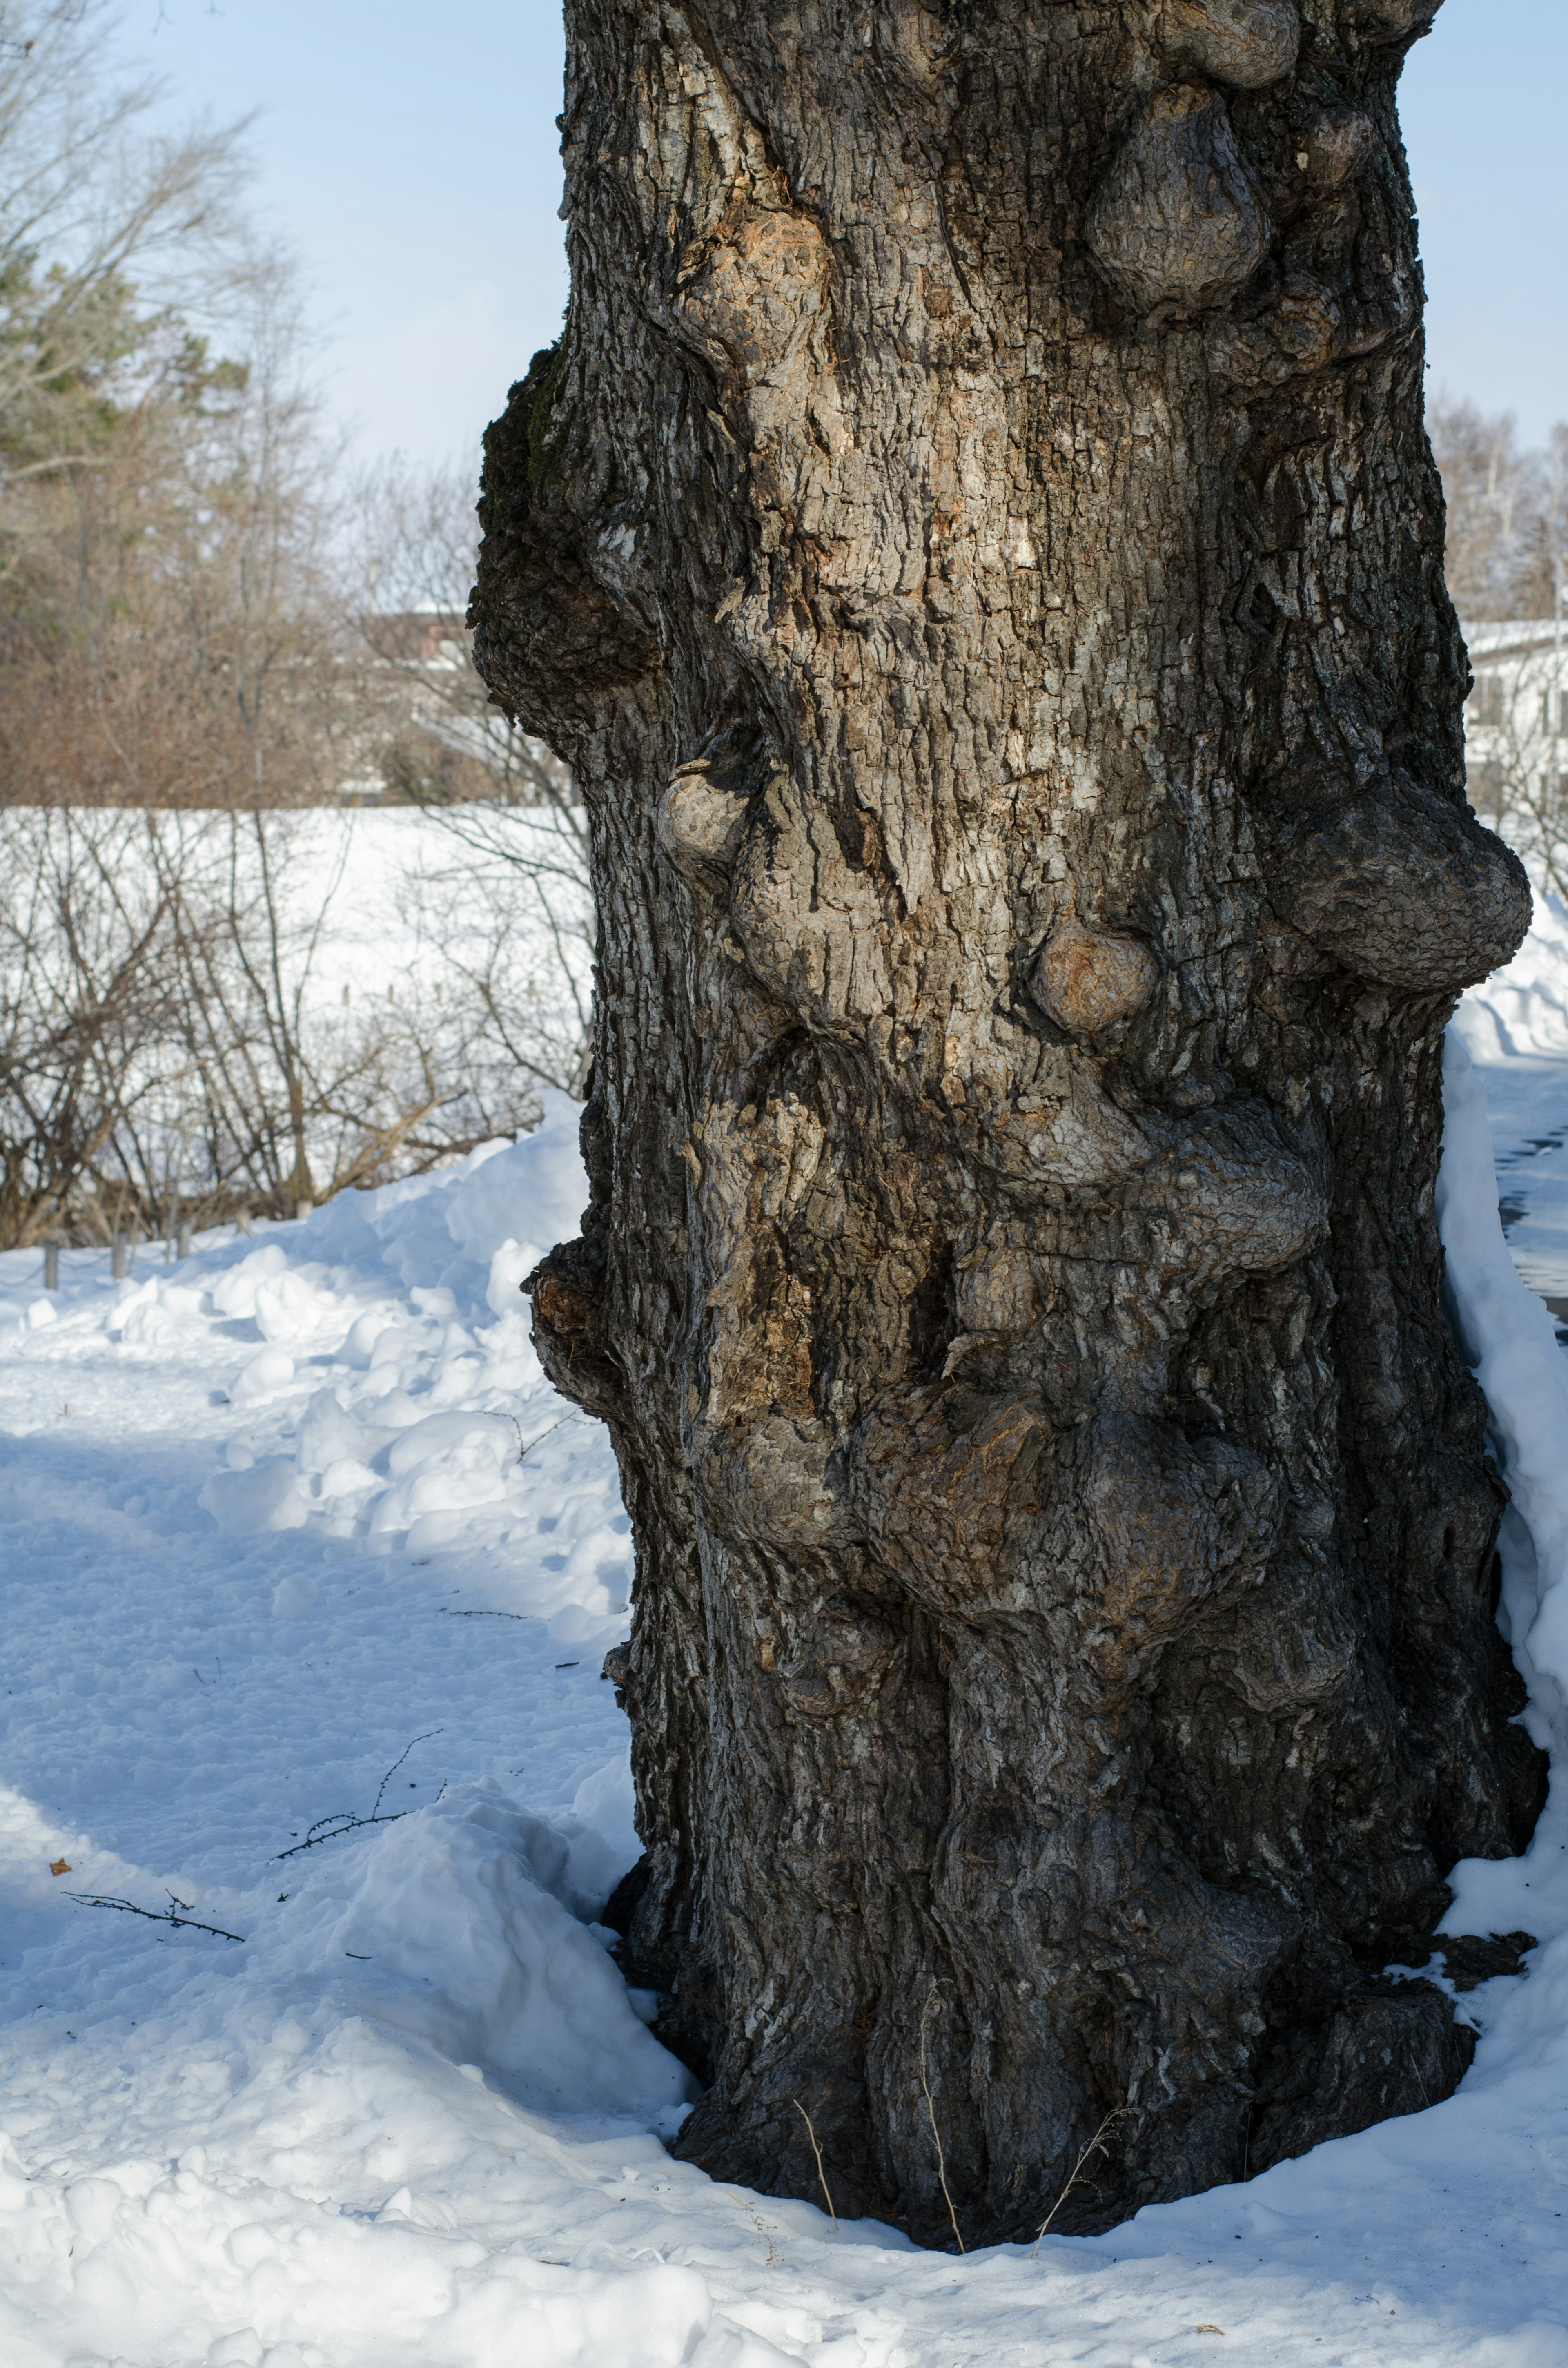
<box><xmin>1430</xmin><ymin>398</ymin><xmax>1568</xmax><ymax>621</ymax></box>
<box><xmin>0</xmin><ymin>0</ymin><xmax>252</xmax><ymax>494</ymax></box>
<box><xmin>0</xmin><ymin>251</ymin><xmax>374</xmax><ymax>812</ymax></box>
<box><xmin>0</xmin><ymin>0</ymin><xmax>372</xmax><ymax>817</ymax></box>
<box><xmin>0</xmin><ymin>7</ymin><xmax>594</xmax><ymax>1251</ymax></box>
<box><xmin>1457</xmin><ymin>647</ymin><xmax>1568</xmax><ymax>899</ymax></box>
<box><xmin>349</xmin><ymin>449</ymin><xmax>571</xmax><ymax>806</ymax></box>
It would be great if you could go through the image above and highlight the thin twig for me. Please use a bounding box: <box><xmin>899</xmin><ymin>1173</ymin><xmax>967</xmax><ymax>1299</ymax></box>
<box><xmin>272</xmin><ymin>1814</ymin><xmax>408</xmax><ymax>1862</ymax></box>
<box><xmin>370</xmin><ymin>1728</ymin><xmax>442</xmax><ymax>1818</ymax></box>
<box><xmin>793</xmin><ymin>2100</ymin><xmax>839</xmax><ymax>2230</ymax></box>
<box><xmin>66</xmin><ymin>1891</ymin><xmax>245</xmax><ymax>1942</ymax></box>
<box><xmin>273</xmin><ymin>1729</ymin><xmax>443</xmax><ymax>1859</ymax></box>
<box><xmin>1030</xmin><ymin>2106</ymin><xmax>1129</xmax><ymax>2254</ymax></box>
<box><xmin>731</xmin><ymin>2194</ymin><xmax>781</xmax><ymax>2267</ymax></box>
<box><xmin>439</xmin><ymin>1606</ymin><xmax>532</xmax><ymax>1621</ymax></box>
<box><xmin>506</xmin><ymin>1411</ymin><xmax>574</xmax><ymax>1465</ymax></box>
<box><xmin>918</xmin><ymin>1988</ymin><xmax>965</xmax><ymax>2253</ymax></box>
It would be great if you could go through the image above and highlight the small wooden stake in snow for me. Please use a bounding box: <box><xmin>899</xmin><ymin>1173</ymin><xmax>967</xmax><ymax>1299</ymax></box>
<box><xmin>918</xmin><ymin>1990</ymin><xmax>965</xmax><ymax>2252</ymax></box>
<box><xmin>793</xmin><ymin>2100</ymin><xmax>838</xmax><ymax>2230</ymax></box>
<box><xmin>43</xmin><ymin>1244</ymin><xmax>58</xmax><ymax>1291</ymax></box>
<box><xmin>1031</xmin><ymin>2106</ymin><xmax>1129</xmax><ymax>2254</ymax></box>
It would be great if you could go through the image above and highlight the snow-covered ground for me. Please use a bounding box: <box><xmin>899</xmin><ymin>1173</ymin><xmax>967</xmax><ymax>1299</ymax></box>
<box><xmin>1455</xmin><ymin>894</ymin><xmax>1568</xmax><ymax>1305</ymax></box>
<box><xmin>9</xmin><ymin>917</ymin><xmax>1568</xmax><ymax>2364</ymax></box>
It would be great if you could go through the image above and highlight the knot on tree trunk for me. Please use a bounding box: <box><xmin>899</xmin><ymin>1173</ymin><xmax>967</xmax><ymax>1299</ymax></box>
<box><xmin>850</xmin><ymin>1397</ymin><xmax>1278</xmax><ymax>1673</ymax></box>
<box><xmin>470</xmin><ymin>346</ymin><xmax>661</xmax><ymax>736</ymax></box>
<box><xmin>1158</xmin><ymin>0</ymin><xmax>1301</xmax><ymax>88</ymax></box>
<box><xmin>1085</xmin><ymin>82</ymin><xmax>1271</xmax><ymax>318</ymax></box>
<box><xmin>524</xmin><ymin>1233</ymin><xmax>629</xmax><ymax>1426</ymax></box>
<box><xmin>657</xmin><ymin>730</ymin><xmax>772</xmax><ymax>883</ymax></box>
<box><xmin>1266</xmin><ymin>776</ymin><xmax>1532</xmax><ymax>992</ymax></box>
<box><xmin>1030</xmin><ymin>917</ymin><xmax>1162</xmax><ymax>1041</ymax></box>
<box><xmin>1293</xmin><ymin>105</ymin><xmax>1377</xmax><ymax>190</ymax></box>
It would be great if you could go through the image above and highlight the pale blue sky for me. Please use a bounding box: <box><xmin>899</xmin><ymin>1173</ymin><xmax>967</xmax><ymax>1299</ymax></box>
<box><xmin>131</xmin><ymin>0</ymin><xmax>570</xmax><ymax>464</ymax></box>
<box><xmin>1403</xmin><ymin>0</ymin><xmax>1568</xmax><ymax>441</ymax></box>
<box><xmin>127</xmin><ymin>0</ymin><xmax>1564</xmax><ymax>464</ymax></box>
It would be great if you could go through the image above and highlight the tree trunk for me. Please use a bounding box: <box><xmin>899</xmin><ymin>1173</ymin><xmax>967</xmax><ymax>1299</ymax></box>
<box><xmin>472</xmin><ymin>0</ymin><xmax>1547</xmax><ymax>2243</ymax></box>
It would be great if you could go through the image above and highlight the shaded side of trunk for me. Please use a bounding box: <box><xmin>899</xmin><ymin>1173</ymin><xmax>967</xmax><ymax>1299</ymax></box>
<box><xmin>474</xmin><ymin>0</ymin><xmax>1546</xmax><ymax>2243</ymax></box>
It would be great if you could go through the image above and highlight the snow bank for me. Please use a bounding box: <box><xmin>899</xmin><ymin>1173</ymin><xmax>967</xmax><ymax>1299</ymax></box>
<box><xmin>0</xmin><ymin>1085</ymin><xmax>762</xmax><ymax>2367</ymax></box>
<box><xmin>1434</xmin><ymin>1030</ymin><xmax>1568</xmax><ymax>2005</ymax></box>
<box><xmin>70</xmin><ymin>1090</ymin><xmax>628</xmax><ymax>1611</ymax></box>
<box><xmin>254</xmin><ymin>1780</ymin><xmax>688</xmax><ymax>2122</ymax></box>
<box><xmin>1439</xmin><ymin>1033</ymin><xmax>1568</xmax><ymax>1728</ymax></box>
<box><xmin>1455</xmin><ymin>886</ymin><xmax>1568</xmax><ymax>1062</ymax></box>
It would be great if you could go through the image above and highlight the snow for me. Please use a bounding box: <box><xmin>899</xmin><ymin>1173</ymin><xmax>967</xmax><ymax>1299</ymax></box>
<box><xmin>1453</xmin><ymin>894</ymin><xmax>1568</xmax><ymax>1304</ymax></box>
<box><xmin>10</xmin><ymin>943</ymin><xmax>1568</xmax><ymax>2361</ymax></box>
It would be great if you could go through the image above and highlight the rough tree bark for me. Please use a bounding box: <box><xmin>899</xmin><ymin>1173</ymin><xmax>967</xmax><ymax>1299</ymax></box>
<box><xmin>472</xmin><ymin>0</ymin><xmax>1547</xmax><ymax>2243</ymax></box>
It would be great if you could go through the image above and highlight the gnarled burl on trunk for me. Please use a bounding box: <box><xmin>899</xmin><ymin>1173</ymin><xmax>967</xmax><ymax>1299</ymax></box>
<box><xmin>471</xmin><ymin>0</ymin><xmax>1546</xmax><ymax>2243</ymax></box>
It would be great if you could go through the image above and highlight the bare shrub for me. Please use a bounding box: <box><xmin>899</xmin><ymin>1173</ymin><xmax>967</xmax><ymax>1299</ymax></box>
<box><xmin>0</xmin><ymin>805</ymin><xmax>566</xmax><ymax>1249</ymax></box>
<box><xmin>394</xmin><ymin>803</ymin><xmax>592</xmax><ymax>1101</ymax></box>
<box><xmin>154</xmin><ymin>811</ymin><xmax>560</xmax><ymax>1219</ymax></box>
<box><xmin>0</xmin><ymin>807</ymin><xmax>201</xmax><ymax>1246</ymax></box>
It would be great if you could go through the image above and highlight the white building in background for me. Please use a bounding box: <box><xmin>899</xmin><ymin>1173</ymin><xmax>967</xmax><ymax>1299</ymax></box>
<box><xmin>1462</xmin><ymin>618</ymin><xmax>1568</xmax><ymax>835</ymax></box>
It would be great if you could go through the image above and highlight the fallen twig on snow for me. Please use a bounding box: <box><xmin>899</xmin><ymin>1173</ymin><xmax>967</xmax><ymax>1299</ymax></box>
<box><xmin>505</xmin><ymin>1411</ymin><xmax>577</xmax><ymax>1465</ymax></box>
<box><xmin>65</xmin><ymin>1889</ymin><xmax>245</xmax><ymax>1941</ymax></box>
<box><xmin>273</xmin><ymin>1728</ymin><xmax>443</xmax><ymax>1860</ymax></box>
